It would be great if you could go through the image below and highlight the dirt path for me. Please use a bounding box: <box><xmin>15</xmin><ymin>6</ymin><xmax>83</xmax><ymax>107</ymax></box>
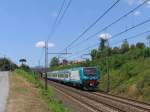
<box><xmin>6</xmin><ymin>72</ymin><xmax>50</xmax><ymax>112</ymax></box>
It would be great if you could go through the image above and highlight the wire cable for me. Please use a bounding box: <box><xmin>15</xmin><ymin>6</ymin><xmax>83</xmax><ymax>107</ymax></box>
<box><xmin>47</xmin><ymin>0</ymin><xmax>66</xmax><ymax>42</ymax></box>
<box><xmin>69</xmin><ymin>0</ymin><xmax>150</xmax><ymax>50</ymax></box>
<box><xmin>67</xmin><ymin>18</ymin><xmax>150</xmax><ymax>59</ymax></box>
<box><xmin>47</xmin><ymin>0</ymin><xmax>72</xmax><ymax>42</ymax></box>
<box><xmin>39</xmin><ymin>0</ymin><xmax>71</xmax><ymax>66</ymax></box>
<box><xmin>55</xmin><ymin>0</ymin><xmax>73</xmax><ymax>28</ymax></box>
<box><xmin>110</xmin><ymin>18</ymin><xmax>150</xmax><ymax>40</ymax></box>
<box><xmin>67</xmin><ymin>33</ymin><xmax>150</xmax><ymax>58</ymax></box>
<box><xmin>60</xmin><ymin>0</ymin><xmax>121</xmax><ymax>51</ymax></box>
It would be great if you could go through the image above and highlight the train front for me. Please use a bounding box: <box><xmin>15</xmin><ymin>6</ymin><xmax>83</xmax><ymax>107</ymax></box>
<box><xmin>82</xmin><ymin>67</ymin><xmax>100</xmax><ymax>91</ymax></box>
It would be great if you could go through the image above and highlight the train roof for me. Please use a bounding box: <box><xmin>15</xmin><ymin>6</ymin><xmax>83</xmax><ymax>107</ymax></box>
<box><xmin>48</xmin><ymin>67</ymin><xmax>97</xmax><ymax>73</ymax></box>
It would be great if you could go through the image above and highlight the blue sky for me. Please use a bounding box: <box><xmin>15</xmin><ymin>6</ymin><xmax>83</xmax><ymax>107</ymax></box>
<box><xmin>0</xmin><ymin>0</ymin><xmax>150</xmax><ymax>66</ymax></box>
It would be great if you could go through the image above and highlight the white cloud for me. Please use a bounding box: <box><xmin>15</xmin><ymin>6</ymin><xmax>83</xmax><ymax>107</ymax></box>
<box><xmin>35</xmin><ymin>41</ymin><xmax>45</xmax><ymax>48</ymax></box>
<box><xmin>138</xmin><ymin>0</ymin><xmax>150</xmax><ymax>8</ymax></box>
<box><xmin>98</xmin><ymin>33</ymin><xmax>112</xmax><ymax>40</ymax></box>
<box><xmin>35</xmin><ymin>41</ymin><xmax>55</xmax><ymax>48</ymax></box>
<box><xmin>48</xmin><ymin>43</ymin><xmax>55</xmax><ymax>48</ymax></box>
<box><xmin>148</xmin><ymin>1</ymin><xmax>150</xmax><ymax>4</ymax></box>
<box><xmin>146</xmin><ymin>1</ymin><xmax>150</xmax><ymax>8</ymax></box>
<box><xmin>133</xmin><ymin>11</ymin><xmax>141</xmax><ymax>16</ymax></box>
<box><xmin>138</xmin><ymin>0</ymin><xmax>150</xmax><ymax>7</ymax></box>
<box><xmin>126</xmin><ymin>0</ymin><xmax>150</xmax><ymax>8</ymax></box>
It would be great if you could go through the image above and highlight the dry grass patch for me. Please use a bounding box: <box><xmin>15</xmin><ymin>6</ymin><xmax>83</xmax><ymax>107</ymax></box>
<box><xmin>6</xmin><ymin>72</ymin><xmax>50</xmax><ymax>112</ymax></box>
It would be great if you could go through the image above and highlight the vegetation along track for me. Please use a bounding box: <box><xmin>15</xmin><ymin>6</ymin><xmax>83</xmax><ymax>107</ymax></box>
<box><xmin>47</xmin><ymin>80</ymin><xmax>150</xmax><ymax>112</ymax></box>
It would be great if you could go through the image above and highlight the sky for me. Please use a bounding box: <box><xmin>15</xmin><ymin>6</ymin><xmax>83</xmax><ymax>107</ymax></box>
<box><xmin>0</xmin><ymin>0</ymin><xmax>150</xmax><ymax>66</ymax></box>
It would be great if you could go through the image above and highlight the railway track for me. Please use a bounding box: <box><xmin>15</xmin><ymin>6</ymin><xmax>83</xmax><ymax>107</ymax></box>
<box><xmin>47</xmin><ymin>80</ymin><xmax>150</xmax><ymax>112</ymax></box>
<box><xmin>48</xmin><ymin>81</ymin><xmax>121</xmax><ymax>112</ymax></box>
<box><xmin>92</xmin><ymin>92</ymin><xmax>150</xmax><ymax>111</ymax></box>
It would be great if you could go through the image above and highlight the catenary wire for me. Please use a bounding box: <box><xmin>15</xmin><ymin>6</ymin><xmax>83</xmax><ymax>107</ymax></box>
<box><xmin>47</xmin><ymin>0</ymin><xmax>66</xmax><ymax>42</ymax></box>
<box><xmin>59</xmin><ymin>0</ymin><xmax>121</xmax><ymax>53</ymax></box>
<box><xmin>69</xmin><ymin>0</ymin><xmax>150</xmax><ymax>50</ymax></box>
<box><xmin>67</xmin><ymin>19</ymin><xmax>150</xmax><ymax>59</ymax></box>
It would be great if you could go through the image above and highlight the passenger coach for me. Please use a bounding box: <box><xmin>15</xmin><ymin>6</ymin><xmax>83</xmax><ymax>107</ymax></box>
<box><xmin>47</xmin><ymin>67</ymin><xmax>100</xmax><ymax>90</ymax></box>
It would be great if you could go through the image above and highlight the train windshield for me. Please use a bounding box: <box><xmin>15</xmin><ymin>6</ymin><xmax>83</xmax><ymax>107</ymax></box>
<box><xmin>84</xmin><ymin>68</ymin><xmax>97</xmax><ymax>76</ymax></box>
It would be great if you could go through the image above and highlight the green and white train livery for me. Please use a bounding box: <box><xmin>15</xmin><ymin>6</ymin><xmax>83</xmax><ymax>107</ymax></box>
<box><xmin>47</xmin><ymin>67</ymin><xmax>100</xmax><ymax>90</ymax></box>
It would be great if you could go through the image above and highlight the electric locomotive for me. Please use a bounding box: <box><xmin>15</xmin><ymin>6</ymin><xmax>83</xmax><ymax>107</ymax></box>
<box><xmin>47</xmin><ymin>67</ymin><xmax>100</xmax><ymax>91</ymax></box>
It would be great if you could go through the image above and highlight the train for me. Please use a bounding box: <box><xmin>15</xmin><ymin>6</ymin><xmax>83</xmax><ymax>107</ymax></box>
<box><xmin>46</xmin><ymin>67</ymin><xmax>100</xmax><ymax>91</ymax></box>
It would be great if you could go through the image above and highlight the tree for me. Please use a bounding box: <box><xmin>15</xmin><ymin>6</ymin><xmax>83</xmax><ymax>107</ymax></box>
<box><xmin>130</xmin><ymin>44</ymin><xmax>136</xmax><ymax>50</ymax></box>
<box><xmin>62</xmin><ymin>59</ymin><xmax>68</xmax><ymax>65</ymax></box>
<box><xmin>121</xmin><ymin>39</ymin><xmax>129</xmax><ymax>53</ymax></box>
<box><xmin>0</xmin><ymin>58</ymin><xmax>18</xmax><ymax>71</ymax></box>
<box><xmin>99</xmin><ymin>38</ymin><xmax>107</xmax><ymax>51</ymax></box>
<box><xmin>10</xmin><ymin>63</ymin><xmax>18</xmax><ymax>71</ymax></box>
<box><xmin>50</xmin><ymin>57</ymin><xmax>59</xmax><ymax>67</ymax></box>
<box><xmin>136</xmin><ymin>42</ymin><xmax>145</xmax><ymax>49</ymax></box>
<box><xmin>112</xmin><ymin>47</ymin><xmax>120</xmax><ymax>54</ymax></box>
<box><xmin>91</xmin><ymin>49</ymin><xmax>98</xmax><ymax>60</ymax></box>
<box><xmin>147</xmin><ymin>35</ymin><xmax>150</xmax><ymax>47</ymax></box>
<box><xmin>19</xmin><ymin>59</ymin><xmax>30</xmax><ymax>71</ymax></box>
<box><xmin>19</xmin><ymin>59</ymin><xmax>27</xmax><ymax>65</ymax></box>
<box><xmin>20</xmin><ymin>64</ymin><xmax>30</xmax><ymax>71</ymax></box>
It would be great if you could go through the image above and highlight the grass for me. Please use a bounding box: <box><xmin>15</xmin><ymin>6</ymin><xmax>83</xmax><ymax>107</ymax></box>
<box><xmin>99</xmin><ymin>58</ymin><xmax>150</xmax><ymax>103</ymax></box>
<box><xmin>15</xmin><ymin>69</ymin><xmax>70</xmax><ymax>112</ymax></box>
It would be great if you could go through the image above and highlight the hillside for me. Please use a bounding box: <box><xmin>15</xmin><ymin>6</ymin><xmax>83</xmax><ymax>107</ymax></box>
<box><xmin>50</xmin><ymin>41</ymin><xmax>150</xmax><ymax>103</ymax></box>
<box><xmin>100</xmin><ymin>57</ymin><xmax>150</xmax><ymax>103</ymax></box>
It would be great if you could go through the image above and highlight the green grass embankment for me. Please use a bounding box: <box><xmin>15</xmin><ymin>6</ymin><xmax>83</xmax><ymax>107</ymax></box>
<box><xmin>99</xmin><ymin>58</ymin><xmax>150</xmax><ymax>103</ymax></box>
<box><xmin>15</xmin><ymin>69</ymin><xmax>70</xmax><ymax>112</ymax></box>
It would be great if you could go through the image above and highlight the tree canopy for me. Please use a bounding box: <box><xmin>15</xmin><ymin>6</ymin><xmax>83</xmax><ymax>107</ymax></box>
<box><xmin>50</xmin><ymin>57</ymin><xmax>59</xmax><ymax>67</ymax></box>
<box><xmin>0</xmin><ymin>58</ymin><xmax>18</xmax><ymax>71</ymax></box>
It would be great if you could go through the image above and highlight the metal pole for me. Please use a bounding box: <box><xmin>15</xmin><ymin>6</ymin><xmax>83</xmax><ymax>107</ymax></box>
<box><xmin>45</xmin><ymin>41</ymin><xmax>48</xmax><ymax>90</ymax></box>
<box><xmin>106</xmin><ymin>40</ymin><xmax>110</xmax><ymax>93</ymax></box>
<box><xmin>106</xmin><ymin>56</ymin><xmax>110</xmax><ymax>93</ymax></box>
